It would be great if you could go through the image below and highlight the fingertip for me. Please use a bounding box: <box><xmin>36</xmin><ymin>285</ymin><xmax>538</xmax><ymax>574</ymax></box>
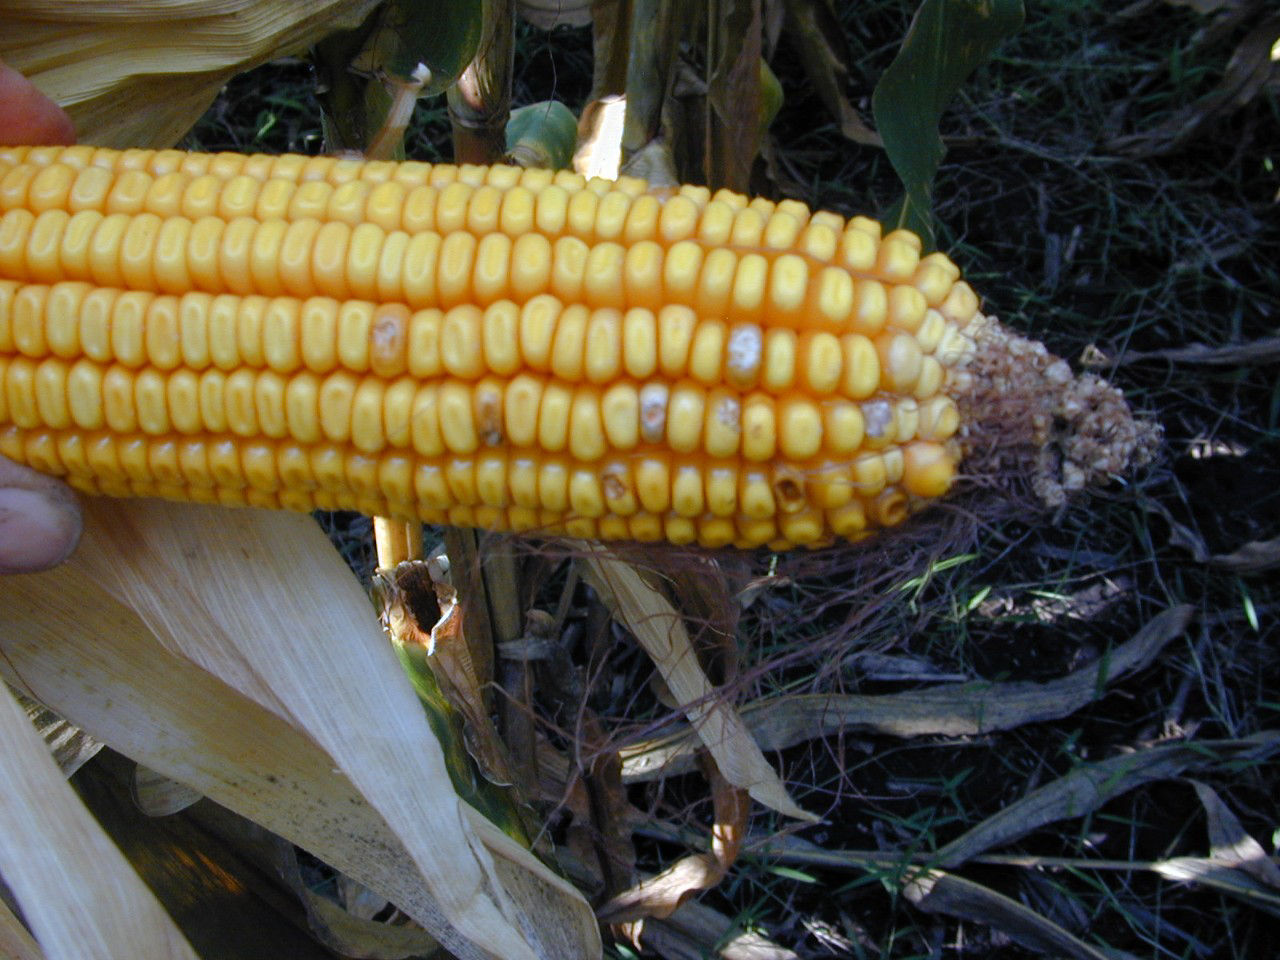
<box><xmin>0</xmin><ymin>457</ymin><xmax>83</xmax><ymax>574</ymax></box>
<box><xmin>0</xmin><ymin>59</ymin><xmax>76</xmax><ymax>147</ymax></box>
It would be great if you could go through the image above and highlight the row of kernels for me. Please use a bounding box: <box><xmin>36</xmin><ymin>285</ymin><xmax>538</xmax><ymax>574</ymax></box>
<box><xmin>10</xmin><ymin>416</ymin><xmax>933</xmax><ymax>538</ymax></box>
<box><xmin>3</xmin><ymin>354</ymin><xmax>954</xmax><ymax>469</ymax></box>
<box><xmin>3</xmin><ymin>158</ymin><xmax>826</xmax><ymax>261</ymax></box>
<box><xmin>4</xmin><ymin>280</ymin><xmax>900</xmax><ymax>401</ymax></box>
<box><xmin>5</xmin><ymin>419</ymin><xmax>925</xmax><ymax>547</ymax></box>
<box><xmin>0</xmin><ymin>207</ymin><xmax>955</xmax><ymax>340</ymax></box>
<box><xmin>0</xmin><ymin>148</ymin><xmax>643</xmax><ymax>194</ymax></box>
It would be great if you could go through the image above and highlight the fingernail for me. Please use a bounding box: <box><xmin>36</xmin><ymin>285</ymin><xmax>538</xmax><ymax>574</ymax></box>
<box><xmin>0</xmin><ymin>487</ymin><xmax>82</xmax><ymax>573</ymax></box>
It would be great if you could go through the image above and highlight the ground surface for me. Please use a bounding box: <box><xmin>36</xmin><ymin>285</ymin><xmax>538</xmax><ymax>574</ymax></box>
<box><xmin>182</xmin><ymin>4</ymin><xmax>1280</xmax><ymax>957</ymax></box>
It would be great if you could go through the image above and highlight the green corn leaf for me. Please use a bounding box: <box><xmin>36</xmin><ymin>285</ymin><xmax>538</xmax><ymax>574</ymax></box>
<box><xmin>872</xmin><ymin>0</ymin><xmax>1024</xmax><ymax>247</ymax></box>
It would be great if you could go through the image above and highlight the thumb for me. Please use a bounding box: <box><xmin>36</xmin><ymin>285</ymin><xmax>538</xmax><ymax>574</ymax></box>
<box><xmin>0</xmin><ymin>456</ymin><xmax>83</xmax><ymax>574</ymax></box>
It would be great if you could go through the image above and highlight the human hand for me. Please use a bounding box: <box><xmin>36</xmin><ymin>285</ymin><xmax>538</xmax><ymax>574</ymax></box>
<box><xmin>0</xmin><ymin>56</ymin><xmax>82</xmax><ymax>572</ymax></box>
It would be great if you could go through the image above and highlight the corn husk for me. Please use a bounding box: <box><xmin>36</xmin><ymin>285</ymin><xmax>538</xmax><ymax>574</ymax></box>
<box><xmin>0</xmin><ymin>684</ymin><xmax>200</xmax><ymax>960</ymax></box>
<box><xmin>0</xmin><ymin>498</ymin><xmax>600</xmax><ymax>960</ymax></box>
<box><xmin>1</xmin><ymin>0</ymin><xmax>380</xmax><ymax>147</ymax></box>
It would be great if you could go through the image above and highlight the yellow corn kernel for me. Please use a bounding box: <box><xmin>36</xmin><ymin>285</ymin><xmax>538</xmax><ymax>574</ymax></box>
<box><xmin>666</xmin><ymin>382</ymin><xmax>705</xmax><ymax>453</ymax></box>
<box><xmin>777</xmin><ymin>395</ymin><xmax>822</xmax><ymax>460</ymax></box>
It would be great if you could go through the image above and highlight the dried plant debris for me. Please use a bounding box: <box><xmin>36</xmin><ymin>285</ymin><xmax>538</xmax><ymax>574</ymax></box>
<box><xmin>954</xmin><ymin>314</ymin><xmax>1162</xmax><ymax>509</ymax></box>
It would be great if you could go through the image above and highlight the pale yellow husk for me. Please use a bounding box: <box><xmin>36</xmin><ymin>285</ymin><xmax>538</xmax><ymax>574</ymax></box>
<box><xmin>0</xmin><ymin>499</ymin><xmax>600</xmax><ymax>960</ymax></box>
<box><xmin>2</xmin><ymin>0</ymin><xmax>380</xmax><ymax>147</ymax></box>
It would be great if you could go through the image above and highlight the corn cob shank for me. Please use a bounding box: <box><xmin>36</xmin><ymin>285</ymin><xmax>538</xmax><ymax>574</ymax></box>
<box><xmin>0</xmin><ymin>146</ymin><xmax>1154</xmax><ymax>549</ymax></box>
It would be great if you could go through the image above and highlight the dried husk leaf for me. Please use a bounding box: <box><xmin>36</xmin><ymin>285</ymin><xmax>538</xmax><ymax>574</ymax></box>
<box><xmin>131</xmin><ymin>764</ymin><xmax>205</xmax><ymax>818</ymax></box>
<box><xmin>934</xmin><ymin>732</ymin><xmax>1280</xmax><ymax>868</ymax></box>
<box><xmin>2</xmin><ymin>0</ymin><xmax>381</xmax><ymax>147</ymax></box>
<box><xmin>903</xmin><ymin>869</ymin><xmax>1132</xmax><ymax>960</ymax></box>
<box><xmin>1189</xmin><ymin>780</ymin><xmax>1280</xmax><ymax>888</ymax></box>
<box><xmin>12</xmin><ymin>690</ymin><xmax>101</xmax><ymax>777</ymax></box>
<box><xmin>782</xmin><ymin>0</ymin><xmax>881</xmax><ymax>147</ymax></box>
<box><xmin>633</xmin><ymin>897</ymin><xmax>799</xmax><ymax>960</ymax></box>
<box><xmin>623</xmin><ymin>605</ymin><xmax>1192</xmax><ymax>781</ymax></box>
<box><xmin>0</xmin><ymin>499</ymin><xmax>600</xmax><ymax>960</ymax></box>
<box><xmin>0</xmin><ymin>898</ymin><xmax>43</xmax><ymax>960</ymax></box>
<box><xmin>1107</xmin><ymin>12</ymin><xmax>1280</xmax><ymax>156</ymax></box>
<box><xmin>0</xmin><ymin>685</ymin><xmax>200</xmax><ymax>960</ymax></box>
<box><xmin>579</xmin><ymin>544</ymin><xmax>815</xmax><ymax>822</ymax></box>
<box><xmin>597</xmin><ymin>761</ymin><xmax>748</xmax><ymax>923</ymax></box>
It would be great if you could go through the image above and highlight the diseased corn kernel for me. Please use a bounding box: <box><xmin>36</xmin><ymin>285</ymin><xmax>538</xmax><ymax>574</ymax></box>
<box><xmin>704</xmin><ymin>389</ymin><xmax>740</xmax><ymax>458</ymax></box>
<box><xmin>861</xmin><ymin>398</ymin><xmax>895</xmax><ymax>449</ymax></box>
<box><xmin>876</xmin><ymin>331</ymin><xmax>923</xmax><ymax>393</ymax></box>
<box><xmin>601</xmin><ymin>460</ymin><xmax>637</xmax><ymax>515</ymax></box>
<box><xmin>771</xmin><ymin>464</ymin><xmax>806</xmax><ymax>514</ymax></box>
<box><xmin>638</xmin><ymin>382</ymin><xmax>668</xmax><ymax>444</ymax></box>
<box><xmin>872</xmin><ymin>487</ymin><xmax>908</xmax><ymax>527</ymax></box>
<box><xmin>725</xmin><ymin>322</ymin><xmax>762</xmax><ymax>389</ymax></box>
<box><xmin>473</xmin><ymin>378</ymin><xmax>503</xmax><ymax>447</ymax></box>
<box><xmin>740</xmin><ymin>392</ymin><xmax>776</xmax><ymax>461</ymax></box>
